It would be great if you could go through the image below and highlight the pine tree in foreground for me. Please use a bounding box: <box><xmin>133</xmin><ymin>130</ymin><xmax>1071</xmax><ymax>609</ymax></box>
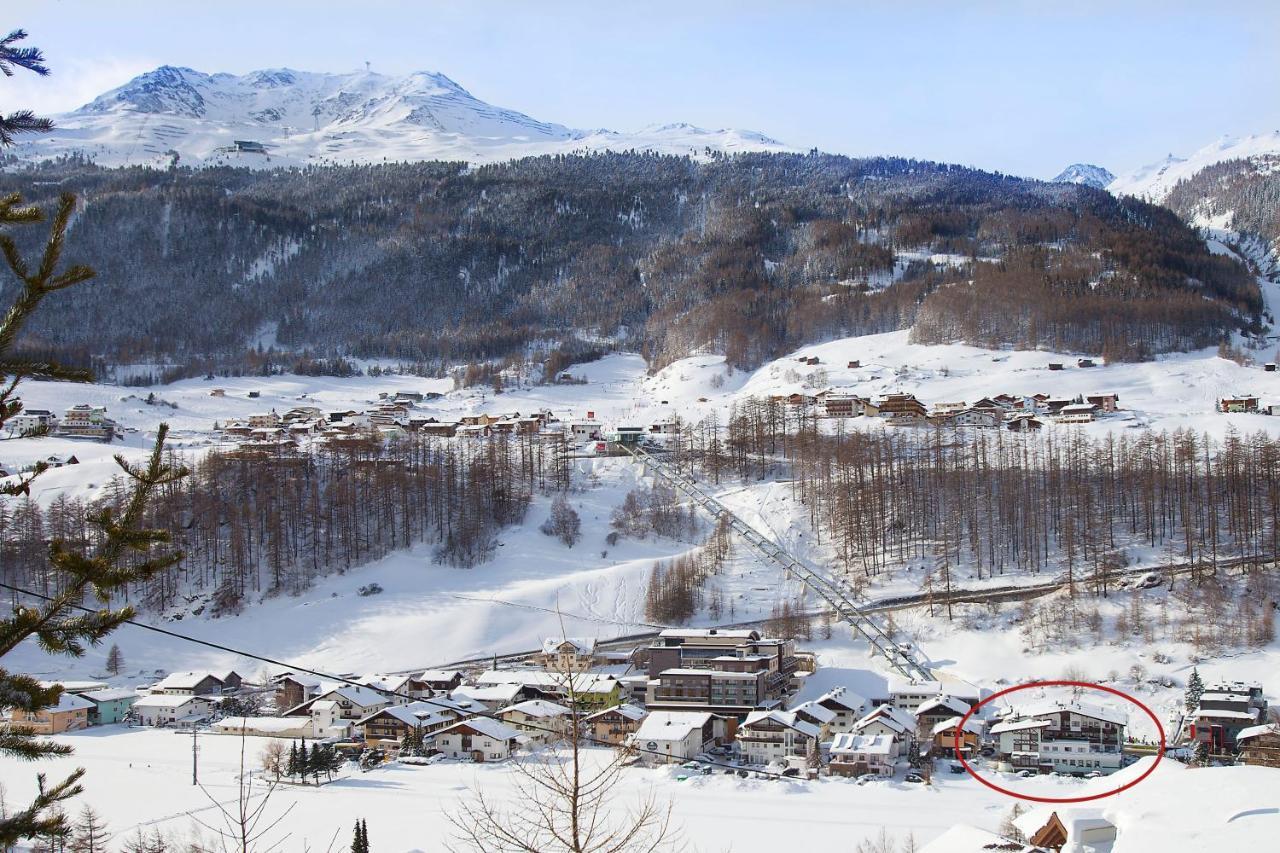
<box><xmin>0</xmin><ymin>35</ymin><xmax>186</xmax><ymax>845</ymax></box>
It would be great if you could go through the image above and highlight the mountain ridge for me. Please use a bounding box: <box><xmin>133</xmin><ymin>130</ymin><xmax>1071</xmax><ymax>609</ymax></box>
<box><xmin>12</xmin><ymin>65</ymin><xmax>791</xmax><ymax>168</ymax></box>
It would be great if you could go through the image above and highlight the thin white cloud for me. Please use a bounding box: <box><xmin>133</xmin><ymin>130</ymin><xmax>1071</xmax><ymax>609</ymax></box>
<box><xmin>3</xmin><ymin>56</ymin><xmax>156</xmax><ymax>115</ymax></box>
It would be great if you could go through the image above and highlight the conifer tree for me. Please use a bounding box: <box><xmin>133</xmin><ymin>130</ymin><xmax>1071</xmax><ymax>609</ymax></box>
<box><xmin>1185</xmin><ymin>667</ymin><xmax>1204</xmax><ymax>711</ymax></box>
<box><xmin>104</xmin><ymin>644</ymin><xmax>123</xmax><ymax>676</ymax></box>
<box><xmin>68</xmin><ymin>805</ymin><xmax>109</xmax><ymax>853</ymax></box>
<box><xmin>286</xmin><ymin>742</ymin><xmax>299</xmax><ymax>778</ymax></box>
<box><xmin>0</xmin><ymin>32</ymin><xmax>185</xmax><ymax>846</ymax></box>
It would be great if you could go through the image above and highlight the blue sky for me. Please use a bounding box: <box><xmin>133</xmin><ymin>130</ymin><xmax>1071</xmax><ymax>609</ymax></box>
<box><xmin>7</xmin><ymin>0</ymin><xmax>1279</xmax><ymax>178</ymax></box>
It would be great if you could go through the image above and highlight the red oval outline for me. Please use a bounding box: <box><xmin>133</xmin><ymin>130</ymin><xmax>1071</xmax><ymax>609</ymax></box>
<box><xmin>953</xmin><ymin>679</ymin><xmax>1165</xmax><ymax>803</ymax></box>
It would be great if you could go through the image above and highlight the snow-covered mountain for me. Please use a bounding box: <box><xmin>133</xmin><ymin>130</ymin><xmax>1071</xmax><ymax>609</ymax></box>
<box><xmin>11</xmin><ymin>65</ymin><xmax>791</xmax><ymax>168</ymax></box>
<box><xmin>1050</xmin><ymin>163</ymin><xmax>1114</xmax><ymax>189</ymax></box>
<box><xmin>1107</xmin><ymin>131</ymin><xmax>1280</xmax><ymax>202</ymax></box>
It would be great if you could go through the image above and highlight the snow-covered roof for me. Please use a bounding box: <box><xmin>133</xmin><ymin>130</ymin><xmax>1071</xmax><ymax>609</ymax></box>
<box><xmin>633</xmin><ymin>711</ymin><xmax>713</xmax><ymax>742</ymax></box>
<box><xmin>273</xmin><ymin>672</ymin><xmax>322</xmax><ymax>688</ymax></box>
<box><xmin>1193</xmin><ymin>708</ymin><xmax>1259</xmax><ymax>721</ymax></box>
<box><xmin>315</xmin><ymin>685</ymin><xmax>390</xmax><ymax>708</ymax></box>
<box><xmin>789</xmin><ymin>699</ymin><xmax>837</xmax><ymax>724</ymax></box>
<box><xmin>475</xmin><ymin>670</ymin><xmax>619</xmax><ymax>692</ymax></box>
<box><xmin>830</xmin><ymin>732</ymin><xmax>895</xmax><ymax>756</ymax></box>
<box><xmin>853</xmin><ymin>704</ymin><xmax>916</xmax><ymax>734</ymax></box>
<box><xmin>541</xmin><ymin>637</ymin><xmax>597</xmax><ymax>656</ymax></box>
<box><xmin>133</xmin><ymin>693</ymin><xmax>211</xmax><ymax>709</ymax></box>
<box><xmin>741</xmin><ymin>710</ymin><xmax>820</xmax><ymax>739</ymax></box>
<box><xmin>918</xmin><ymin>823</ymin><xmax>1031</xmax><ymax>853</ymax></box>
<box><xmin>362</xmin><ymin>673</ymin><xmax>412</xmax><ymax>694</ymax></box>
<box><xmin>435</xmin><ymin>717</ymin><xmax>522</xmax><ymax>742</ymax></box>
<box><xmin>451</xmin><ymin>684</ymin><xmax>522</xmax><ymax>704</ymax></box>
<box><xmin>886</xmin><ymin>677</ymin><xmax>942</xmax><ymax>695</ymax></box>
<box><xmin>501</xmin><ymin>700</ymin><xmax>571</xmax><ymax>718</ymax></box>
<box><xmin>81</xmin><ymin>688</ymin><xmax>140</xmax><ymax>703</ymax></box>
<box><xmin>989</xmin><ymin>718</ymin><xmax>1051</xmax><ymax>734</ymax></box>
<box><xmin>815</xmin><ymin>687</ymin><xmax>868</xmax><ymax>712</ymax></box>
<box><xmin>657</xmin><ymin>668</ymin><xmax>759</xmax><ymax>680</ymax></box>
<box><xmin>212</xmin><ymin>716</ymin><xmax>307</xmax><ymax>734</ymax></box>
<box><xmin>1236</xmin><ymin>723</ymin><xmax>1280</xmax><ymax>742</ymax></box>
<box><xmin>657</xmin><ymin>628</ymin><xmax>758</xmax><ymax>640</ymax></box>
<box><xmin>917</xmin><ymin>695</ymin><xmax>971</xmax><ymax>717</ymax></box>
<box><xmin>417</xmin><ymin>669</ymin><xmax>464</xmax><ymax>683</ymax></box>
<box><xmin>1018</xmin><ymin>698</ymin><xmax>1128</xmax><ymax>726</ymax></box>
<box><xmin>355</xmin><ymin>701</ymin><xmax>454</xmax><ymax>729</ymax></box>
<box><xmin>153</xmin><ymin>671</ymin><xmax>221</xmax><ymax>690</ymax></box>
<box><xmin>931</xmin><ymin>716</ymin><xmax>984</xmax><ymax>737</ymax></box>
<box><xmin>43</xmin><ymin>692</ymin><xmax>94</xmax><ymax>713</ymax></box>
<box><xmin>585</xmin><ymin>704</ymin><xmax>647</xmax><ymax>723</ymax></box>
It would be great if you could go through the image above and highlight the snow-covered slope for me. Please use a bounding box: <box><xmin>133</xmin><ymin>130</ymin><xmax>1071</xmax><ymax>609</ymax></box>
<box><xmin>1051</xmin><ymin>162</ymin><xmax>1114</xmax><ymax>188</ymax></box>
<box><xmin>11</xmin><ymin>65</ymin><xmax>792</xmax><ymax>168</ymax></box>
<box><xmin>1107</xmin><ymin>131</ymin><xmax>1280</xmax><ymax>202</ymax></box>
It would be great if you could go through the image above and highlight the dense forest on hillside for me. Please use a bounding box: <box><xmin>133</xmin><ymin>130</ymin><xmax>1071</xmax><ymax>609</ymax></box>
<box><xmin>1166</xmin><ymin>155</ymin><xmax>1280</xmax><ymax>280</ymax></box>
<box><xmin>0</xmin><ymin>151</ymin><xmax>1260</xmax><ymax>375</ymax></box>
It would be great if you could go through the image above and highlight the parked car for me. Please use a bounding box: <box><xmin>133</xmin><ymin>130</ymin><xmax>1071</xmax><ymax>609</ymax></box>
<box><xmin>949</xmin><ymin>762</ymin><xmax>966</xmax><ymax>774</ymax></box>
<box><xmin>781</xmin><ymin>767</ymin><xmax>800</xmax><ymax>778</ymax></box>
<box><xmin>904</xmin><ymin>773</ymin><xmax>925</xmax><ymax>783</ymax></box>
<box><xmin>1017</xmin><ymin>769</ymin><xmax>1036</xmax><ymax>778</ymax></box>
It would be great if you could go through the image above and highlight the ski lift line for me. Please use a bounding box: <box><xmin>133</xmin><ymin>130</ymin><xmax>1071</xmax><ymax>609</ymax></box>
<box><xmin>621</xmin><ymin>445</ymin><xmax>932</xmax><ymax>681</ymax></box>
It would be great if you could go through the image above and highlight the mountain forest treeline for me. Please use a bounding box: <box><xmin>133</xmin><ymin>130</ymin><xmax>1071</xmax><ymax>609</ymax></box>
<box><xmin>0</xmin><ymin>151</ymin><xmax>1260</xmax><ymax>375</ymax></box>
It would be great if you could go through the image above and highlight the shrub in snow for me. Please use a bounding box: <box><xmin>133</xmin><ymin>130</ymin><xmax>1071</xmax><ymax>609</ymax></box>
<box><xmin>357</xmin><ymin>583</ymin><xmax>384</xmax><ymax>597</ymax></box>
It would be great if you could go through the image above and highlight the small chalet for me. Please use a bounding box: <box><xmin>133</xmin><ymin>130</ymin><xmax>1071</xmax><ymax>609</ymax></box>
<box><xmin>629</xmin><ymin>711</ymin><xmax>728</xmax><ymax>764</ymax></box>
<box><xmin>1007</xmin><ymin>414</ymin><xmax>1043</xmax><ymax>432</ymax></box>
<box><xmin>498</xmin><ymin>699</ymin><xmax>574</xmax><ymax>745</ymax></box>
<box><xmin>1220</xmin><ymin>395</ymin><xmax>1260</xmax><ymax>413</ymax></box>
<box><xmin>415</xmin><ymin>669</ymin><xmax>465</xmax><ymax>694</ymax></box>
<box><xmin>273</xmin><ymin>672</ymin><xmax>322</xmax><ymax>710</ymax></box>
<box><xmin>585</xmin><ymin>704</ymin><xmax>648</xmax><ymax>745</ymax></box>
<box><xmin>286</xmin><ymin>685</ymin><xmax>390</xmax><ymax>723</ymax></box>
<box><xmin>357</xmin><ymin>701</ymin><xmax>456</xmax><ymax>748</ymax></box>
<box><xmin>541</xmin><ymin>637</ymin><xmax>599</xmax><ymax>672</ymax></box>
<box><xmin>828</xmin><ymin>733</ymin><xmax>895</xmax><ymax>777</ymax></box>
<box><xmin>851</xmin><ymin>705</ymin><xmax>917</xmax><ymax>756</ymax></box>
<box><xmin>131</xmin><ymin>694</ymin><xmax>215</xmax><ymax>727</ymax></box>
<box><xmin>1015</xmin><ymin>808</ymin><xmax>1116</xmax><ymax>852</ymax></box>
<box><xmin>915</xmin><ymin>694</ymin><xmax>973</xmax><ymax>732</ymax></box>
<box><xmin>803</xmin><ymin>687</ymin><xmax>868</xmax><ymax>733</ymax></box>
<box><xmin>151</xmin><ymin>670</ymin><xmax>238</xmax><ymax>696</ymax></box>
<box><xmin>1086</xmin><ymin>393</ymin><xmax>1119</xmax><ymax>413</ymax></box>
<box><xmin>12</xmin><ymin>692</ymin><xmax>93</xmax><ymax>734</ymax></box>
<box><xmin>82</xmin><ymin>688</ymin><xmax>140</xmax><ymax>725</ymax></box>
<box><xmin>1236</xmin><ymin>724</ymin><xmax>1280</xmax><ymax>768</ymax></box>
<box><xmin>877</xmin><ymin>393</ymin><xmax>928</xmax><ymax>419</ymax></box>
<box><xmin>736</xmin><ymin>709</ymin><xmax>822</xmax><ymax>766</ymax></box>
<box><xmin>931</xmin><ymin>717</ymin><xmax>984</xmax><ymax>758</ymax></box>
<box><xmin>432</xmin><ymin>717</ymin><xmax>524</xmax><ymax>762</ymax></box>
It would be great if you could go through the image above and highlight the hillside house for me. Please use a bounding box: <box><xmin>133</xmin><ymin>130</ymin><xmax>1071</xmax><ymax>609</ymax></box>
<box><xmin>1188</xmin><ymin>683</ymin><xmax>1267</xmax><ymax>753</ymax></box>
<box><xmin>828</xmin><ymin>733</ymin><xmax>896</xmax><ymax>777</ymax></box>
<box><xmin>56</xmin><ymin>404</ymin><xmax>115</xmax><ymax>441</ymax></box>
<box><xmin>273</xmin><ymin>673</ymin><xmax>322</xmax><ymax>710</ymax></box>
<box><xmin>847</xmin><ymin>360</ymin><xmax>861</xmax><ymax>368</ymax></box>
<box><xmin>82</xmin><ymin>688</ymin><xmax>140</xmax><ymax>725</ymax></box>
<box><xmin>1006</xmin><ymin>414</ymin><xmax>1043</xmax><ymax>432</ymax></box>
<box><xmin>8</xmin><ymin>408</ymin><xmax>55</xmax><ymax>434</ymax></box>
<box><xmin>629</xmin><ymin>711</ymin><xmax>729</xmax><ymax>764</ymax></box>
<box><xmin>541</xmin><ymin>637</ymin><xmax>599</xmax><ymax>672</ymax></box>
<box><xmin>1236</xmin><ymin>724</ymin><xmax>1280</xmax><ymax>768</ymax></box>
<box><xmin>1048</xmin><ymin>362</ymin><xmax>1064</xmax><ymax>371</ymax></box>
<box><xmin>451</xmin><ymin>683</ymin><xmax>523</xmax><ymax>707</ymax></box>
<box><xmin>851</xmin><ymin>705</ymin><xmax>918</xmax><ymax>756</ymax></box>
<box><xmin>361</xmin><ymin>673</ymin><xmax>414</xmax><ymax>704</ymax></box>
<box><xmin>286</xmin><ymin>685</ymin><xmax>389</xmax><ymax>725</ymax></box>
<box><xmin>498</xmin><ymin>700</ymin><xmax>574</xmax><ymax>745</ymax></box>
<box><xmin>475</xmin><ymin>670</ymin><xmax>621</xmax><ymax>709</ymax></box>
<box><xmin>1055</xmin><ymin>403</ymin><xmax>1097</xmax><ymax>424</ymax></box>
<box><xmin>802</xmin><ymin>687</ymin><xmax>869</xmax><ymax>733</ymax></box>
<box><xmin>1220</xmin><ymin>395</ymin><xmax>1260</xmax><ymax>413</ymax></box>
<box><xmin>931</xmin><ymin>717</ymin><xmax>984</xmax><ymax>757</ymax></box>
<box><xmin>585</xmin><ymin>704</ymin><xmax>648</xmax><ymax>746</ymax></box>
<box><xmin>996</xmin><ymin>699</ymin><xmax>1126</xmax><ymax>774</ymax></box>
<box><xmin>944</xmin><ymin>408</ymin><xmax>1000</xmax><ymax>429</ymax></box>
<box><xmin>887</xmin><ymin>678</ymin><xmax>942</xmax><ymax>712</ymax></box>
<box><xmin>152</xmin><ymin>671</ymin><xmax>235</xmax><ymax>696</ymax></box>
<box><xmin>737</xmin><ymin>709</ymin><xmax>822</xmax><ymax>766</ymax></box>
<box><xmin>131</xmin><ymin>694</ymin><xmax>215</xmax><ymax>727</ymax></box>
<box><xmin>915</xmin><ymin>695</ymin><xmax>974</xmax><ymax>732</ymax></box>
<box><xmin>1015</xmin><ymin>809</ymin><xmax>1116</xmax><ymax>852</ymax></box>
<box><xmin>12</xmin><ymin>692</ymin><xmax>93</xmax><ymax>734</ymax></box>
<box><xmin>823</xmin><ymin>396</ymin><xmax>862</xmax><ymax>418</ymax></box>
<box><xmin>1086</xmin><ymin>393</ymin><xmax>1120</xmax><ymax>413</ymax></box>
<box><xmin>356</xmin><ymin>702</ymin><xmax>456</xmax><ymax>749</ymax></box>
<box><xmin>433</xmin><ymin>718</ymin><xmax>524</xmax><ymax>762</ymax></box>
<box><xmin>415</xmin><ymin>669</ymin><xmax>465</xmax><ymax>694</ymax></box>
<box><xmin>877</xmin><ymin>393</ymin><xmax>927</xmax><ymax>419</ymax></box>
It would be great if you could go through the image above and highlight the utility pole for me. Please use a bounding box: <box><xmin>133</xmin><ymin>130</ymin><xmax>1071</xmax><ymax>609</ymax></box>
<box><xmin>192</xmin><ymin>726</ymin><xmax>199</xmax><ymax>786</ymax></box>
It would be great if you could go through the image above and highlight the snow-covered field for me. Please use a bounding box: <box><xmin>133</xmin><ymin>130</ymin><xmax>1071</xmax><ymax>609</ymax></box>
<box><xmin>1</xmin><ymin>727</ymin><xmax>1271</xmax><ymax>853</ymax></box>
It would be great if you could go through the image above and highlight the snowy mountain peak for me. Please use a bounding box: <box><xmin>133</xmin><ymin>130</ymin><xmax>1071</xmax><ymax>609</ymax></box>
<box><xmin>17</xmin><ymin>66</ymin><xmax>791</xmax><ymax>169</ymax></box>
<box><xmin>1051</xmin><ymin>163</ymin><xmax>1115</xmax><ymax>189</ymax></box>
<box><xmin>1108</xmin><ymin>131</ymin><xmax>1280</xmax><ymax>202</ymax></box>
